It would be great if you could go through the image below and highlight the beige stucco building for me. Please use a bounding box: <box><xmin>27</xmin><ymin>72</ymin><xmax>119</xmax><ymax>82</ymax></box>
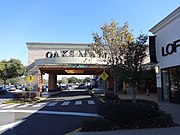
<box><xmin>27</xmin><ymin>42</ymin><xmax>109</xmax><ymax>92</ymax></box>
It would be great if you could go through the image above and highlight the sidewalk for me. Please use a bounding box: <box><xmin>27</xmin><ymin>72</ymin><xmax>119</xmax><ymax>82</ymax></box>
<box><xmin>72</xmin><ymin>127</ymin><xmax>180</xmax><ymax>135</ymax></box>
<box><xmin>41</xmin><ymin>91</ymin><xmax>61</xmax><ymax>97</ymax></box>
<box><xmin>159</xmin><ymin>102</ymin><xmax>180</xmax><ymax>125</ymax></box>
<box><xmin>72</xmin><ymin>92</ymin><xmax>180</xmax><ymax>135</ymax></box>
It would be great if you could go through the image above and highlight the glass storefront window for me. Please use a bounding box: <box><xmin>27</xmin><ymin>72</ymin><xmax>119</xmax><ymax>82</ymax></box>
<box><xmin>162</xmin><ymin>66</ymin><xmax>180</xmax><ymax>104</ymax></box>
<box><xmin>177</xmin><ymin>67</ymin><xmax>180</xmax><ymax>89</ymax></box>
<box><xmin>162</xmin><ymin>69</ymin><xmax>169</xmax><ymax>100</ymax></box>
<box><xmin>169</xmin><ymin>68</ymin><xmax>178</xmax><ymax>100</ymax></box>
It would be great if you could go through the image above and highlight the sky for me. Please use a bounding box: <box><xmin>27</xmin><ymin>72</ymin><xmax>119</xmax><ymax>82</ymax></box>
<box><xmin>0</xmin><ymin>0</ymin><xmax>179</xmax><ymax>66</ymax></box>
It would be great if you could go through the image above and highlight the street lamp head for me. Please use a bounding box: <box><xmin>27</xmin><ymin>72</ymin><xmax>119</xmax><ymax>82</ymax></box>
<box><xmin>154</xmin><ymin>65</ymin><xmax>160</xmax><ymax>74</ymax></box>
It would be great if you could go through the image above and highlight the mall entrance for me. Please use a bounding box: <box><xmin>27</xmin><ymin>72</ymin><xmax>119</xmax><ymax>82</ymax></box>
<box><xmin>36</xmin><ymin>64</ymin><xmax>112</xmax><ymax>93</ymax></box>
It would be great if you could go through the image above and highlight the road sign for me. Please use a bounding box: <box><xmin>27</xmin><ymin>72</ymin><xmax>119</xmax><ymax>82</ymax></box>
<box><xmin>100</xmin><ymin>71</ymin><xmax>109</xmax><ymax>80</ymax></box>
<box><xmin>26</xmin><ymin>74</ymin><xmax>35</xmax><ymax>83</ymax></box>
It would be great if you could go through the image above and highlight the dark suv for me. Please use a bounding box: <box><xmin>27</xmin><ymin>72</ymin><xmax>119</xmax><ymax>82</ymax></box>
<box><xmin>0</xmin><ymin>86</ymin><xmax>8</xmax><ymax>95</ymax></box>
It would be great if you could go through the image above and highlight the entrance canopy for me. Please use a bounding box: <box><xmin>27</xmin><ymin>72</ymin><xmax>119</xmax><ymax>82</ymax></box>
<box><xmin>32</xmin><ymin>57</ymin><xmax>108</xmax><ymax>75</ymax></box>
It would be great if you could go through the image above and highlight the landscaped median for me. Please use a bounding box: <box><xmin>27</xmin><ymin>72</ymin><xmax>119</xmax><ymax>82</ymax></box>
<box><xmin>81</xmin><ymin>93</ymin><xmax>176</xmax><ymax>131</ymax></box>
<box><xmin>3</xmin><ymin>91</ymin><xmax>46</xmax><ymax>104</ymax></box>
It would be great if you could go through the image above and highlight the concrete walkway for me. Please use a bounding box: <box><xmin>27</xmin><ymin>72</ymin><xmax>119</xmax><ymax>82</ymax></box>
<box><xmin>72</xmin><ymin>92</ymin><xmax>180</xmax><ymax>135</ymax></box>
<box><xmin>72</xmin><ymin>127</ymin><xmax>180</xmax><ymax>135</ymax></box>
<box><xmin>41</xmin><ymin>91</ymin><xmax>61</xmax><ymax>97</ymax></box>
<box><xmin>159</xmin><ymin>102</ymin><xmax>180</xmax><ymax>125</ymax></box>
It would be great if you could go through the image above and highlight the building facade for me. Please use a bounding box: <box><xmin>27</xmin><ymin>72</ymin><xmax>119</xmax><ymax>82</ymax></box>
<box><xmin>27</xmin><ymin>42</ymin><xmax>111</xmax><ymax>92</ymax></box>
<box><xmin>150</xmin><ymin>7</ymin><xmax>180</xmax><ymax>103</ymax></box>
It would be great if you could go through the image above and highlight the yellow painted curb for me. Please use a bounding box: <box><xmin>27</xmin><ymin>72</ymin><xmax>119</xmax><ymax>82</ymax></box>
<box><xmin>64</xmin><ymin>128</ymin><xmax>81</xmax><ymax>135</ymax></box>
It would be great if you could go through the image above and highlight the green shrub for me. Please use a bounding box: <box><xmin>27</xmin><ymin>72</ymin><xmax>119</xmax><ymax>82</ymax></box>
<box><xmin>13</xmin><ymin>92</ymin><xmax>36</xmax><ymax>100</ymax></box>
<box><xmin>141</xmin><ymin>111</ymin><xmax>174</xmax><ymax>128</ymax></box>
<box><xmin>103</xmin><ymin>92</ymin><xmax>119</xmax><ymax>101</ymax></box>
<box><xmin>98</xmin><ymin>99</ymin><xmax>174</xmax><ymax>129</ymax></box>
<box><xmin>25</xmin><ymin>86</ymin><xmax>33</xmax><ymax>91</ymax></box>
<box><xmin>81</xmin><ymin>117</ymin><xmax>112</xmax><ymax>131</ymax></box>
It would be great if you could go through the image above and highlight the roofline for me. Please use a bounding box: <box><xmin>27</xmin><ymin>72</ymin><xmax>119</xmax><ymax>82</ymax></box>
<box><xmin>149</xmin><ymin>6</ymin><xmax>180</xmax><ymax>33</ymax></box>
<box><xmin>26</xmin><ymin>42</ymin><xmax>93</xmax><ymax>50</ymax></box>
<box><xmin>26</xmin><ymin>42</ymin><xmax>91</xmax><ymax>46</ymax></box>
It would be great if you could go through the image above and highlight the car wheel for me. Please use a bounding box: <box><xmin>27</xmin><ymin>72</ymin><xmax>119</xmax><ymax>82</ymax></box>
<box><xmin>3</xmin><ymin>91</ymin><xmax>7</xmax><ymax>95</ymax></box>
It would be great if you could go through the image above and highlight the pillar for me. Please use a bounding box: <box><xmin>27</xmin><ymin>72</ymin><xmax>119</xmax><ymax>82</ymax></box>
<box><xmin>48</xmin><ymin>73</ymin><xmax>57</xmax><ymax>91</ymax></box>
<box><xmin>38</xmin><ymin>69</ymin><xmax>43</xmax><ymax>93</ymax></box>
<box><xmin>123</xmin><ymin>81</ymin><xmax>127</xmax><ymax>94</ymax></box>
<box><xmin>108</xmin><ymin>76</ymin><xmax>114</xmax><ymax>91</ymax></box>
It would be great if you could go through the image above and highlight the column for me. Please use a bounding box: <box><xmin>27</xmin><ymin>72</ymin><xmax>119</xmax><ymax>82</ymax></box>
<box><xmin>123</xmin><ymin>81</ymin><xmax>127</xmax><ymax>94</ymax></box>
<box><xmin>48</xmin><ymin>73</ymin><xmax>57</xmax><ymax>91</ymax></box>
<box><xmin>108</xmin><ymin>75</ymin><xmax>114</xmax><ymax>91</ymax></box>
<box><xmin>38</xmin><ymin>69</ymin><xmax>43</xmax><ymax>93</ymax></box>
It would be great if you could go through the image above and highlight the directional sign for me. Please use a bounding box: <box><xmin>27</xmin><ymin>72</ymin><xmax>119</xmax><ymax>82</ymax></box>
<box><xmin>100</xmin><ymin>71</ymin><xmax>109</xmax><ymax>80</ymax></box>
<box><xmin>26</xmin><ymin>74</ymin><xmax>35</xmax><ymax>83</ymax></box>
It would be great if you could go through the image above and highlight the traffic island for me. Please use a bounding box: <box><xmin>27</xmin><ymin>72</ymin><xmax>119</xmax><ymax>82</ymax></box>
<box><xmin>3</xmin><ymin>91</ymin><xmax>46</xmax><ymax>104</ymax></box>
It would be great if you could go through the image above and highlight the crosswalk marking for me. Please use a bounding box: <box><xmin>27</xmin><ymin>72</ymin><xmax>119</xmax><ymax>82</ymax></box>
<box><xmin>0</xmin><ymin>104</ymin><xmax>9</xmax><ymax>107</ymax></box>
<box><xmin>75</xmin><ymin>101</ymin><xmax>82</xmax><ymax>105</ymax></box>
<box><xmin>17</xmin><ymin>104</ymin><xmax>32</xmax><ymax>108</ymax></box>
<box><xmin>61</xmin><ymin>101</ymin><xmax>70</xmax><ymax>106</ymax></box>
<box><xmin>2</xmin><ymin>104</ymin><xmax>20</xmax><ymax>109</ymax></box>
<box><xmin>87</xmin><ymin>100</ymin><xmax>95</xmax><ymax>105</ymax></box>
<box><xmin>32</xmin><ymin>103</ymin><xmax>46</xmax><ymax>108</ymax></box>
<box><xmin>47</xmin><ymin>102</ymin><xmax>58</xmax><ymax>107</ymax></box>
<box><xmin>0</xmin><ymin>100</ymin><xmax>96</xmax><ymax>109</ymax></box>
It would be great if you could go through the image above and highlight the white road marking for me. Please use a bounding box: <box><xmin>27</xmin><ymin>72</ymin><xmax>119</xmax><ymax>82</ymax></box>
<box><xmin>87</xmin><ymin>100</ymin><xmax>95</xmax><ymax>105</ymax></box>
<box><xmin>47</xmin><ymin>102</ymin><xmax>58</xmax><ymax>107</ymax></box>
<box><xmin>61</xmin><ymin>101</ymin><xmax>70</xmax><ymax>106</ymax></box>
<box><xmin>32</xmin><ymin>103</ymin><xmax>46</xmax><ymax>107</ymax></box>
<box><xmin>0</xmin><ymin>110</ymin><xmax>99</xmax><ymax>117</ymax></box>
<box><xmin>0</xmin><ymin>104</ymin><xmax>9</xmax><ymax>107</ymax></box>
<box><xmin>0</xmin><ymin>120</ymin><xmax>25</xmax><ymax>132</ymax></box>
<box><xmin>2</xmin><ymin>104</ymin><xmax>20</xmax><ymax>109</ymax></box>
<box><xmin>75</xmin><ymin>101</ymin><xmax>82</xmax><ymax>105</ymax></box>
<box><xmin>17</xmin><ymin>104</ymin><xmax>32</xmax><ymax>108</ymax></box>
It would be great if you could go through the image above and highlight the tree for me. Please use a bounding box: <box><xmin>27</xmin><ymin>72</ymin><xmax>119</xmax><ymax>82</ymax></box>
<box><xmin>119</xmin><ymin>34</ymin><xmax>148</xmax><ymax>103</ymax></box>
<box><xmin>83</xmin><ymin>77</ymin><xmax>91</xmax><ymax>83</ymax></box>
<box><xmin>0</xmin><ymin>59</ymin><xmax>26</xmax><ymax>85</ymax></box>
<box><xmin>61</xmin><ymin>77</ymin><xmax>68</xmax><ymax>84</ymax></box>
<box><xmin>91</xmin><ymin>20</ymin><xmax>134</xmax><ymax>95</ymax></box>
<box><xmin>68</xmin><ymin>77</ymin><xmax>78</xmax><ymax>84</ymax></box>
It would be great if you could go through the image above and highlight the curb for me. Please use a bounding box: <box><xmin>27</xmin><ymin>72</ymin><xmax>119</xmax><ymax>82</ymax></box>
<box><xmin>64</xmin><ymin>128</ymin><xmax>82</xmax><ymax>135</ymax></box>
<box><xmin>88</xmin><ymin>90</ymin><xmax>104</xmax><ymax>103</ymax></box>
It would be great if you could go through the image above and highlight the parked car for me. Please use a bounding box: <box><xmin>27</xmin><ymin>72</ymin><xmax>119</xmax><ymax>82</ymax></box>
<box><xmin>67</xmin><ymin>85</ymin><xmax>72</xmax><ymax>90</ymax></box>
<box><xmin>20</xmin><ymin>85</ymin><xmax>27</xmax><ymax>91</ymax></box>
<box><xmin>61</xmin><ymin>85</ymin><xmax>68</xmax><ymax>90</ymax></box>
<box><xmin>8</xmin><ymin>85</ymin><xmax>16</xmax><ymax>91</ymax></box>
<box><xmin>15</xmin><ymin>84</ymin><xmax>22</xmax><ymax>89</ymax></box>
<box><xmin>0</xmin><ymin>86</ymin><xmax>8</xmax><ymax>95</ymax></box>
<box><xmin>42</xmin><ymin>85</ymin><xmax>48</xmax><ymax>92</ymax></box>
<box><xmin>77</xmin><ymin>84</ymin><xmax>86</xmax><ymax>89</ymax></box>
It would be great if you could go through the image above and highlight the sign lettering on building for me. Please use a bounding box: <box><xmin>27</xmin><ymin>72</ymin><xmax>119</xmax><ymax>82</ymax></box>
<box><xmin>45</xmin><ymin>49</ymin><xmax>108</xmax><ymax>59</ymax></box>
<box><xmin>162</xmin><ymin>39</ymin><xmax>180</xmax><ymax>56</ymax></box>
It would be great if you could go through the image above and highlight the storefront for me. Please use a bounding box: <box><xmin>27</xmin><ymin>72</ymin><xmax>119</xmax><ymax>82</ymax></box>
<box><xmin>149</xmin><ymin>7</ymin><xmax>180</xmax><ymax>103</ymax></box>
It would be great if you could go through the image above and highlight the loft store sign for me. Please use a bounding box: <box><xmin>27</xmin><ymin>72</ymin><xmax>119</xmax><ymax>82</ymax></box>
<box><xmin>162</xmin><ymin>39</ymin><xmax>180</xmax><ymax>56</ymax></box>
<box><xmin>45</xmin><ymin>49</ymin><xmax>108</xmax><ymax>58</ymax></box>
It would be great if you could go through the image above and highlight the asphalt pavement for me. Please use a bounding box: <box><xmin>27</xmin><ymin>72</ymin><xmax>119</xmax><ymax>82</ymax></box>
<box><xmin>0</xmin><ymin>90</ymin><xmax>100</xmax><ymax>135</ymax></box>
